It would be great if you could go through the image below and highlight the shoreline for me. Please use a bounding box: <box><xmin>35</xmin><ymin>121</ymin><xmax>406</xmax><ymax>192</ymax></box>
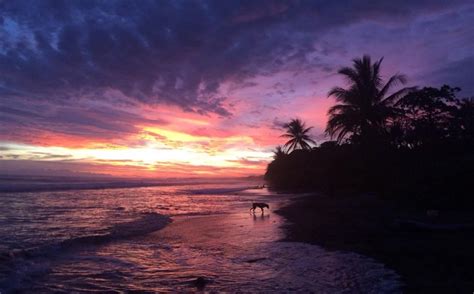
<box><xmin>152</xmin><ymin>203</ymin><xmax>401</xmax><ymax>292</ymax></box>
<box><xmin>275</xmin><ymin>193</ymin><xmax>474</xmax><ymax>293</ymax></box>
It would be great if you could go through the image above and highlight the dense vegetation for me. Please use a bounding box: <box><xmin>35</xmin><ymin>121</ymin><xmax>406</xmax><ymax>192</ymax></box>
<box><xmin>265</xmin><ymin>56</ymin><xmax>474</xmax><ymax>209</ymax></box>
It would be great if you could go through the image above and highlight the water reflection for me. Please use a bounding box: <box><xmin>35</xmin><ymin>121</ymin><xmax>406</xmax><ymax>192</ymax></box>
<box><xmin>252</xmin><ymin>213</ymin><xmax>270</xmax><ymax>222</ymax></box>
<box><xmin>57</xmin><ymin>210</ymin><xmax>399</xmax><ymax>292</ymax></box>
<box><xmin>0</xmin><ymin>185</ymin><xmax>402</xmax><ymax>293</ymax></box>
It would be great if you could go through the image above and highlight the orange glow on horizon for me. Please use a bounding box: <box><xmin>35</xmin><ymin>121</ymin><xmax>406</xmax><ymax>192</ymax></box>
<box><xmin>1</xmin><ymin>90</ymin><xmax>332</xmax><ymax>178</ymax></box>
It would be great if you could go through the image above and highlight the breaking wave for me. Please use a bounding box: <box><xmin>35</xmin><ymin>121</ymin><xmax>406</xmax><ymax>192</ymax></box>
<box><xmin>0</xmin><ymin>212</ymin><xmax>170</xmax><ymax>291</ymax></box>
<box><xmin>185</xmin><ymin>185</ymin><xmax>264</xmax><ymax>195</ymax></box>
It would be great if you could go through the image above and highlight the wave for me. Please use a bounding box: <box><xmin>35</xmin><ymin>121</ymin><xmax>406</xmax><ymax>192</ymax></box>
<box><xmin>0</xmin><ymin>180</ymin><xmax>198</xmax><ymax>193</ymax></box>
<box><xmin>0</xmin><ymin>212</ymin><xmax>170</xmax><ymax>291</ymax></box>
<box><xmin>0</xmin><ymin>175</ymin><xmax>261</xmax><ymax>193</ymax></box>
<box><xmin>185</xmin><ymin>185</ymin><xmax>264</xmax><ymax>195</ymax></box>
<box><xmin>9</xmin><ymin>212</ymin><xmax>170</xmax><ymax>258</ymax></box>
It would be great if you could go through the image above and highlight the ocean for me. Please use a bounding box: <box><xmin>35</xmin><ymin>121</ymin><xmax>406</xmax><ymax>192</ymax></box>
<box><xmin>0</xmin><ymin>177</ymin><xmax>402</xmax><ymax>292</ymax></box>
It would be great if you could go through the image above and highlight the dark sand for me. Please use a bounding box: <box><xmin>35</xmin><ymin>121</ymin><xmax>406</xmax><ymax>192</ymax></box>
<box><xmin>276</xmin><ymin>193</ymin><xmax>474</xmax><ymax>293</ymax></box>
<box><xmin>142</xmin><ymin>201</ymin><xmax>402</xmax><ymax>292</ymax></box>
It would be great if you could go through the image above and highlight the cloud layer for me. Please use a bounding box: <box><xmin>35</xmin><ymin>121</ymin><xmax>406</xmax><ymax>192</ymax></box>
<box><xmin>1</xmin><ymin>0</ymin><xmax>473</xmax><ymax>176</ymax></box>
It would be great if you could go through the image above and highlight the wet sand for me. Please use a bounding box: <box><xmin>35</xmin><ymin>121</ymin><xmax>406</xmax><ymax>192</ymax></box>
<box><xmin>145</xmin><ymin>202</ymin><xmax>402</xmax><ymax>292</ymax></box>
<box><xmin>276</xmin><ymin>193</ymin><xmax>474</xmax><ymax>293</ymax></box>
<box><xmin>6</xmin><ymin>188</ymin><xmax>402</xmax><ymax>292</ymax></box>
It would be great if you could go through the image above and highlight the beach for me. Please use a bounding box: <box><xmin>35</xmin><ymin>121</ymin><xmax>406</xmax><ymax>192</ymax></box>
<box><xmin>144</xmin><ymin>208</ymin><xmax>401</xmax><ymax>292</ymax></box>
<box><xmin>276</xmin><ymin>193</ymin><xmax>474</xmax><ymax>293</ymax></box>
<box><xmin>0</xmin><ymin>182</ymin><xmax>402</xmax><ymax>292</ymax></box>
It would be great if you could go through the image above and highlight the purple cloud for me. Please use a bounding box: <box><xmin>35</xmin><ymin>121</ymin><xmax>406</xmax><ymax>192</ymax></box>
<box><xmin>0</xmin><ymin>0</ymin><xmax>473</xmax><ymax>144</ymax></box>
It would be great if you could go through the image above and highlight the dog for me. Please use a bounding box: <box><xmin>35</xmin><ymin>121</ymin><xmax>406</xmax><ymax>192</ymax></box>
<box><xmin>250</xmin><ymin>202</ymin><xmax>270</xmax><ymax>213</ymax></box>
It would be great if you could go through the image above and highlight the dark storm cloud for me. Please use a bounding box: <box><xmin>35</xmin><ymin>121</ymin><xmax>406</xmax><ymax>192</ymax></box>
<box><xmin>0</xmin><ymin>0</ymin><xmax>473</xmax><ymax>140</ymax></box>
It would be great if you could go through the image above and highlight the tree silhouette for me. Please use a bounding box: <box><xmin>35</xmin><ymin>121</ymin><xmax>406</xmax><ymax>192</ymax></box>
<box><xmin>326</xmin><ymin>55</ymin><xmax>414</xmax><ymax>144</ymax></box>
<box><xmin>455</xmin><ymin>97</ymin><xmax>474</xmax><ymax>145</ymax></box>
<box><xmin>395</xmin><ymin>85</ymin><xmax>460</xmax><ymax>147</ymax></box>
<box><xmin>281</xmin><ymin>118</ymin><xmax>316</xmax><ymax>152</ymax></box>
<box><xmin>272</xmin><ymin>145</ymin><xmax>287</xmax><ymax>160</ymax></box>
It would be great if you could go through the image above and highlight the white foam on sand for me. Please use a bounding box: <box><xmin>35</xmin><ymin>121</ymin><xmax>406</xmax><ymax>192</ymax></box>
<box><xmin>237</xmin><ymin>241</ymin><xmax>402</xmax><ymax>293</ymax></box>
<box><xmin>140</xmin><ymin>208</ymin><xmax>403</xmax><ymax>292</ymax></box>
<box><xmin>0</xmin><ymin>189</ymin><xmax>402</xmax><ymax>292</ymax></box>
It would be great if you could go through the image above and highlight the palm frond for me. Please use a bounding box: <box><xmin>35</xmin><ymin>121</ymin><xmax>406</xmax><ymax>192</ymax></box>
<box><xmin>338</xmin><ymin>67</ymin><xmax>360</xmax><ymax>85</ymax></box>
<box><xmin>281</xmin><ymin>118</ymin><xmax>316</xmax><ymax>151</ymax></box>
<box><xmin>303</xmin><ymin>126</ymin><xmax>313</xmax><ymax>133</ymax></box>
<box><xmin>377</xmin><ymin>74</ymin><xmax>407</xmax><ymax>101</ymax></box>
<box><xmin>328</xmin><ymin>87</ymin><xmax>353</xmax><ymax>103</ymax></box>
<box><xmin>326</xmin><ymin>55</ymin><xmax>409</xmax><ymax>144</ymax></box>
<box><xmin>383</xmin><ymin>86</ymin><xmax>417</xmax><ymax>105</ymax></box>
<box><xmin>328</xmin><ymin>104</ymin><xmax>357</xmax><ymax>115</ymax></box>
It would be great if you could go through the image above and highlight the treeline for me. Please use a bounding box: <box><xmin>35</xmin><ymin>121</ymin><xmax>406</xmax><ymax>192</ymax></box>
<box><xmin>265</xmin><ymin>56</ymin><xmax>474</xmax><ymax>209</ymax></box>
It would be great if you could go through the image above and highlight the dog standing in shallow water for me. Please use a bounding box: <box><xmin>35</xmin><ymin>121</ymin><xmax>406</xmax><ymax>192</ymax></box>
<box><xmin>250</xmin><ymin>202</ymin><xmax>270</xmax><ymax>213</ymax></box>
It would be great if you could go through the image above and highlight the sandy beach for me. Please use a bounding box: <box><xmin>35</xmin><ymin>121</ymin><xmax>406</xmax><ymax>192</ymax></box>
<box><xmin>0</xmin><ymin>185</ymin><xmax>401</xmax><ymax>292</ymax></box>
<box><xmin>144</xmin><ymin>200</ymin><xmax>402</xmax><ymax>292</ymax></box>
<box><xmin>276</xmin><ymin>193</ymin><xmax>474</xmax><ymax>293</ymax></box>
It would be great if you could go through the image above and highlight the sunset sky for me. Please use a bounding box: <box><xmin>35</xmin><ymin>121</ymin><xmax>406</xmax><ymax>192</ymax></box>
<box><xmin>1</xmin><ymin>1</ymin><xmax>473</xmax><ymax>178</ymax></box>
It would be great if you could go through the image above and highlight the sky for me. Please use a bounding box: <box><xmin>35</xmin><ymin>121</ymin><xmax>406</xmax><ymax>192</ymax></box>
<box><xmin>1</xmin><ymin>0</ymin><xmax>473</xmax><ymax>178</ymax></box>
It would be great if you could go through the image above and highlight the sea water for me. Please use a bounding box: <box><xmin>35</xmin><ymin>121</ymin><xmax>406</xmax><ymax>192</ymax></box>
<box><xmin>0</xmin><ymin>178</ymin><xmax>402</xmax><ymax>293</ymax></box>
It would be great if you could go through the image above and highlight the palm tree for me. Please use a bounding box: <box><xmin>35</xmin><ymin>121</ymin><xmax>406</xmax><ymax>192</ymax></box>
<box><xmin>272</xmin><ymin>145</ymin><xmax>287</xmax><ymax>160</ymax></box>
<box><xmin>326</xmin><ymin>55</ymin><xmax>414</xmax><ymax>144</ymax></box>
<box><xmin>281</xmin><ymin>118</ymin><xmax>316</xmax><ymax>152</ymax></box>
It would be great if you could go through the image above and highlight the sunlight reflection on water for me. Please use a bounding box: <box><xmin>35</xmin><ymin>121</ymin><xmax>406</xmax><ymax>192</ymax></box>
<box><xmin>0</xmin><ymin>183</ymin><xmax>401</xmax><ymax>292</ymax></box>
